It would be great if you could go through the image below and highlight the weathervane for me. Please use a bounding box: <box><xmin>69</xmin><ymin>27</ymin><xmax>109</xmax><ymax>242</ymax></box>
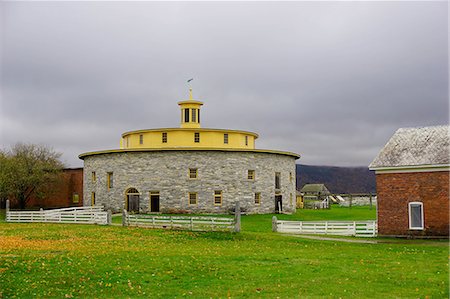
<box><xmin>187</xmin><ymin>78</ymin><xmax>194</xmax><ymax>99</ymax></box>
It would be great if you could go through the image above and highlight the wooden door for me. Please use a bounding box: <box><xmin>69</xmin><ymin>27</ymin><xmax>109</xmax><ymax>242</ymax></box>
<box><xmin>150</xmin><ymin>194</ymin><xmax>160</xmax><ymax>212</ymax></box>
<box><xmin>275</xmin><ymin>195</ymin><xmax>283</xmax><ymax>213</ymax></box>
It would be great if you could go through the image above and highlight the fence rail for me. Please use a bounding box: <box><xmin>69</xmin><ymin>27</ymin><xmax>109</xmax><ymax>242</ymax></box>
<box><xmin>273</xmin><ymin>218</ymin><xmax>377</xmax><ymax>237</ymax></box>
<box><xmin>6</xmin><ymin>204</ymin><xmax>109</xmax><ymax>225</ymax></box>
<box><xmin>125</xmin><ymin>213</ymin><xmax>237</xmax><ymax>232</ymax></box>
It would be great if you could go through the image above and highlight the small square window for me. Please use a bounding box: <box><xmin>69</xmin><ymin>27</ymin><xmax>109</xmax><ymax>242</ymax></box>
<box><xmin>214</xmin><ymin>190</ymin><xmax>222</xmax><ymax>206</ymax></box>
<box><xmin>72</xmin><ymin>193</ymin><xmax>79</xmax><ymax>203</ymax></box>
<box><xmin>254</xmin><ymin>192</ymin><xmax>261</xmax><ymax>205</ymax></box>
<box><xmin>224</xmin><ymin>133</ymin><xmax>229</xmax><ymax>144</ymax></box>
<box><xmin>162</xmin><ymin>132</ymin><xmax>167</xmax><ymax>143</ymax></box>
<box><xmin>248</xmin><ymin>170</ymin><xmax>255</xmax><ymax>180</ymax></box>
<box><xmin>194</xmin><ymin>132</ymin><xmax>200</xmax><ymax>143</ymax></box>
<box><xmin>189</xmin><ymin>192</ymin><xmax>197</xmax><ymax>205</ymax></box>
<box><xmin>189</xmin><ymin>168</ymin><xmax>198</xmax><ymax>179</ymax></box>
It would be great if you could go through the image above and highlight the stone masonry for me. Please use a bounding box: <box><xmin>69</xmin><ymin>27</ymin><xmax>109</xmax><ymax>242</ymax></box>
<box><xmin>83</xmin><ymin>150</ymin><xmax>297</xmax><ymax>214</ymax></box>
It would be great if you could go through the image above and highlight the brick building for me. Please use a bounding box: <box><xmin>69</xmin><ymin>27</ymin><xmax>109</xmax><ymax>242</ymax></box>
<box><xmin>369</xmin><ymin>125</ymin><xmax>449</xmax><ymax>237</ymax></box>
<box><xmin>25</xmin><ymin>168</ymin><xmax>84</xmax><ymax>209</ymax></box>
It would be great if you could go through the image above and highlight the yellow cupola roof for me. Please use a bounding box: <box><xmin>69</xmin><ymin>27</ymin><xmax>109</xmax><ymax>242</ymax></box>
<box><xmin>178</xmin><ymin>88</ymin><xmax>203</xmax><ymax>129</ymax></box>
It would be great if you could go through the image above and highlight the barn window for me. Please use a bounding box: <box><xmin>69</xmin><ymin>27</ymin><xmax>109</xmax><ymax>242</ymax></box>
<box><xmin>245</xmin><ymin>135</ymin><xmax>248</xmax><ymax>146</ymax></box>
<box><xmin>275</xmin><ymin>172</ymin><xmax>281</xmax><ymax>189</ymax></box>
<box><xmin>91</xmin><ymin>171</ymin><xmax>96</xmax><ymax>183</ymax></box>
<box><xmin>189</xmin><ymin>192</ymin><xmax>197</xmax><ymax>205</ymax></box>
<box><xmin>162</xmin><ymin>132</ymin><xmax>167</xmax><ymax>143</ymax></box>
<box><xmin>214</xmin><ymin>191</ymin><xmax>222</xmax><ymax>206</ymax></box>
<box><xmin>72</xmin><ymin>193</ymin><xmax>79</xmax><ymax>203</ymax></box>
<box><xmin>91</xmin><ymin>192</ymin><xmax>96</xmax><ymax>206</ymax></box>
<box><xmin>254</xmin><ymin>192</ymin><xmax>261</xmax><ymax>205</ymax></box>
<box><xmin>189</xmin><ymin>168</ymin><xmax>198</xmax><ymax>179</ymax></box>
<box><xmin>107</xmin><ymin>172</ymin><xmax>113</xmax><ymax>189</ymax></box>
<box><xmin>139</xmin><ymin>134</ymin><xmax>144</xmax><ymax>145</ymax></box>
<box><xmin>409</xmin><ymin>202</ymin><xmax>424</xmax><ymax>230</ymax></box>
<box><xmin>224</xmin><ymin>133</ymin><xmax>229</xmax><ymax>144</ymax></box>
<box><xmin>248</xmin><ymin>170</ymin><xmax>255</xmax><ymax>180</ymax></box>
<box><xmin>194</xmin><ymin>132</ymin><xmax>200</xmax><ymax>143</ymax></box>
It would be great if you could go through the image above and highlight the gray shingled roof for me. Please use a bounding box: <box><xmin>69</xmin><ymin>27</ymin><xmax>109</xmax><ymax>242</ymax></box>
<box><xmin>369</xmin><ymin>125</ymin><xmax>449</xmax><ymax>168</ymax></box>
<box><xmin>300</xmin><ymin>183</ymin><xmax>330</xmax><ymax>194</ymax></box>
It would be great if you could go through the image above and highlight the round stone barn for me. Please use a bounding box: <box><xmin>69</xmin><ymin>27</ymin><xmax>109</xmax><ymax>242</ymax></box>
<box><xmin>79</xmin><ymin>90</ymin><xmax>300</xmax><ymax>214</ymax></box>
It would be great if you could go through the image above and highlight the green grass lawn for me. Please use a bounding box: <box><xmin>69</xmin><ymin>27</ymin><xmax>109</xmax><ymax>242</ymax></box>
<box><xmin>0</xmin><ymin>206</ymin><xmax>448</xmax><ymax>298</ymax></box>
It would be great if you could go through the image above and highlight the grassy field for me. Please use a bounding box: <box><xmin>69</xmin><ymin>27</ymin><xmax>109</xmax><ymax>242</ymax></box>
<box><xmin>0</xmin><ymin>205</ymin><xmax>448</xmax><ymax>298</ymax></box>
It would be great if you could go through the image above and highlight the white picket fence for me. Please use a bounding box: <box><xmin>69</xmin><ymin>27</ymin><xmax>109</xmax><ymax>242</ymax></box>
<box><xmin>273</xmin><ymin>218</ymin><xmax>377</xmax><ymax>237</ymax></box>
<box><xmin>6</xmin><ymin>206</ymin><xmax>109</xmax><ymax>225</ymax></box>
<box><xmin>125</xmin><ymin>214</ymin><xmax>236</xmax><ymax>232</ymax></box>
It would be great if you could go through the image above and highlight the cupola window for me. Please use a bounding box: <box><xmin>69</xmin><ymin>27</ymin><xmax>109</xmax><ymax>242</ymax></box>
<box><xmin>184</xmin><ymin>108</ymin><xmax>190</xmax><ymax>123</ymax></box>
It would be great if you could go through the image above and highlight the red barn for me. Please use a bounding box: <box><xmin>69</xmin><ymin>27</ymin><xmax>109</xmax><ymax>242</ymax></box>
<box><xmin>25</xmin><ymin>168</ymin><xmax>84</xmax><ymax>209</ymax></box>
<box><xmin>369</xmin><ymin>125</ymin><xmax>449</xmax><ymax>237</ymax></box>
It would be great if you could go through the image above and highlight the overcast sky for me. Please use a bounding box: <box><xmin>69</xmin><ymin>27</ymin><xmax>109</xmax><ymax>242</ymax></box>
<box><xmin>1</xmin><ymin>1</ymin><xmax>448</xmax><ymax>167</ymax></box>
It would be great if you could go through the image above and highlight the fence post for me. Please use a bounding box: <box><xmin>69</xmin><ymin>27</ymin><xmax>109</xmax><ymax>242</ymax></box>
<box><xmin>5</xmin><ymin>199</ymin><xmax>9</xmax><ymax>222</ymax></box>
<box><xmin>234</xmin><ymin>201</ymin><xmax>241</xmax><ymax>233</ymax></box>
<box><xmin>107</xmin><ymin>210</ymin><xmax>112</xmax><ymax>225</ymax></box>
<box><xmin>122</xmin><ymin>209</ymin><xmax>128</xmax><ymax>227</ymax></box>
<box><xmin>272</xmin><ymin>216</ymin><xmax>278</xmax><ymax>232</ymax></box>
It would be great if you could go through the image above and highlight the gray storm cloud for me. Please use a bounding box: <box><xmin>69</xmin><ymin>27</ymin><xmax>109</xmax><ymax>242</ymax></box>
<box><xmin>1</xmin><ymin>1</ymin><xmax>448</xmax><ymax>167</ymax></box>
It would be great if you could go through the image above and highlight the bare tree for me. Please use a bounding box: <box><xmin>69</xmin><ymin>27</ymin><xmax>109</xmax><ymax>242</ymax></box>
<box><xmin>0</xmin><ymin>143</ymin><xmax>65</xmax><ymax>209</ymax></box>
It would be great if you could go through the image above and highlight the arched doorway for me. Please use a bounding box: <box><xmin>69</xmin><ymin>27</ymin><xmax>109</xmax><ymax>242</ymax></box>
<box><xmin>125</xmin><ymin>188</ymin><xmax>140</xmax><ymax>213</ymax></box>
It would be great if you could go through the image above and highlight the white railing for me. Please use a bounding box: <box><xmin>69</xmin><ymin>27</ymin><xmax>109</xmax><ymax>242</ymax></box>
<box><xmin>273</xmin><ymin>218</ymin><xmax>377</xmax><ymax>237</ymax></box>
<box><xmin>126</xmin><ymin>214</ymin><xmax>236</xmax><ymax>232</ymax></box>
<box><xmin>6</xmin><ymin>205</ymin><xmax>109</xmax><ymax>225</ymax></box>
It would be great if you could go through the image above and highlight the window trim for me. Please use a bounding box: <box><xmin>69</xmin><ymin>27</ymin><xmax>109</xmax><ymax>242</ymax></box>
<box><xmin>408</xmin><ymin>202</ymin><xmax>424</xmax><ymax>230</ymax></box>
<box><xmin>184</xmin><ymin>108</ymin><xmax>190</xmax><ymax>123</ymax></box>
<box><xmin>192</xmin><ymin>108</ymin><xmax>197</xmax><ymax>122</ymax></box>
<box><xmin>188</xmin><ymin>192</ymin><xmax>198</xmax><ymax>205</ymax></box>
<box><xmin>254</xmin><ymin>192</ymin><xmax>261</xmax><ymax>205</ymax></box>
<box><xmin>72</xmin><ymin>193</ymin><xmax>79</xmax><ymax>204</ymax></box>
<box><xmin>275</xmin><ymin>172</ymin><xmax>281</xmax><ymax>189</ymax></box>
<box><xmin>107</xmin><ymin>172</ymin><xmax>113</xmax><ymax>190</ymax></box>
<box><xmin>214</xmin><ymin>190</ymin><xmax>222</xmax><ymax>206</ymax></box>
<box><xmin>189</xmin><ymin>168</ymin><xmax>198</xmax><ymax>179</ymax></box>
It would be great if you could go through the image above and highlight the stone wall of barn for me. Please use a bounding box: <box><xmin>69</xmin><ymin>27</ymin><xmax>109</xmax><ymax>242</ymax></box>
<box><xmin>82</xmin><ymin>150</ymin><xmax>297</xmax><ymax>214</ymax></box>
<box><xmin>376</xmin><ymin>170</ymin><xmax>449</xmax><ymax>237</ymax></box>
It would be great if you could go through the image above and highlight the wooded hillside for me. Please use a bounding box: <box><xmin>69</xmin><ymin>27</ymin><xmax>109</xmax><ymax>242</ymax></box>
<box><xmin>296</xmin><ymin>164</ymin><xmax>376</xmax><ymax>194</ymax></box>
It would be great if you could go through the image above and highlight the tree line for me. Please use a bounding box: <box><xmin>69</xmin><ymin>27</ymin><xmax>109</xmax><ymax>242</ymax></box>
<box><xmin>0</xmin><ymin>143</ymin><xmax>64</xmax><ymax>209</ymax></box>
